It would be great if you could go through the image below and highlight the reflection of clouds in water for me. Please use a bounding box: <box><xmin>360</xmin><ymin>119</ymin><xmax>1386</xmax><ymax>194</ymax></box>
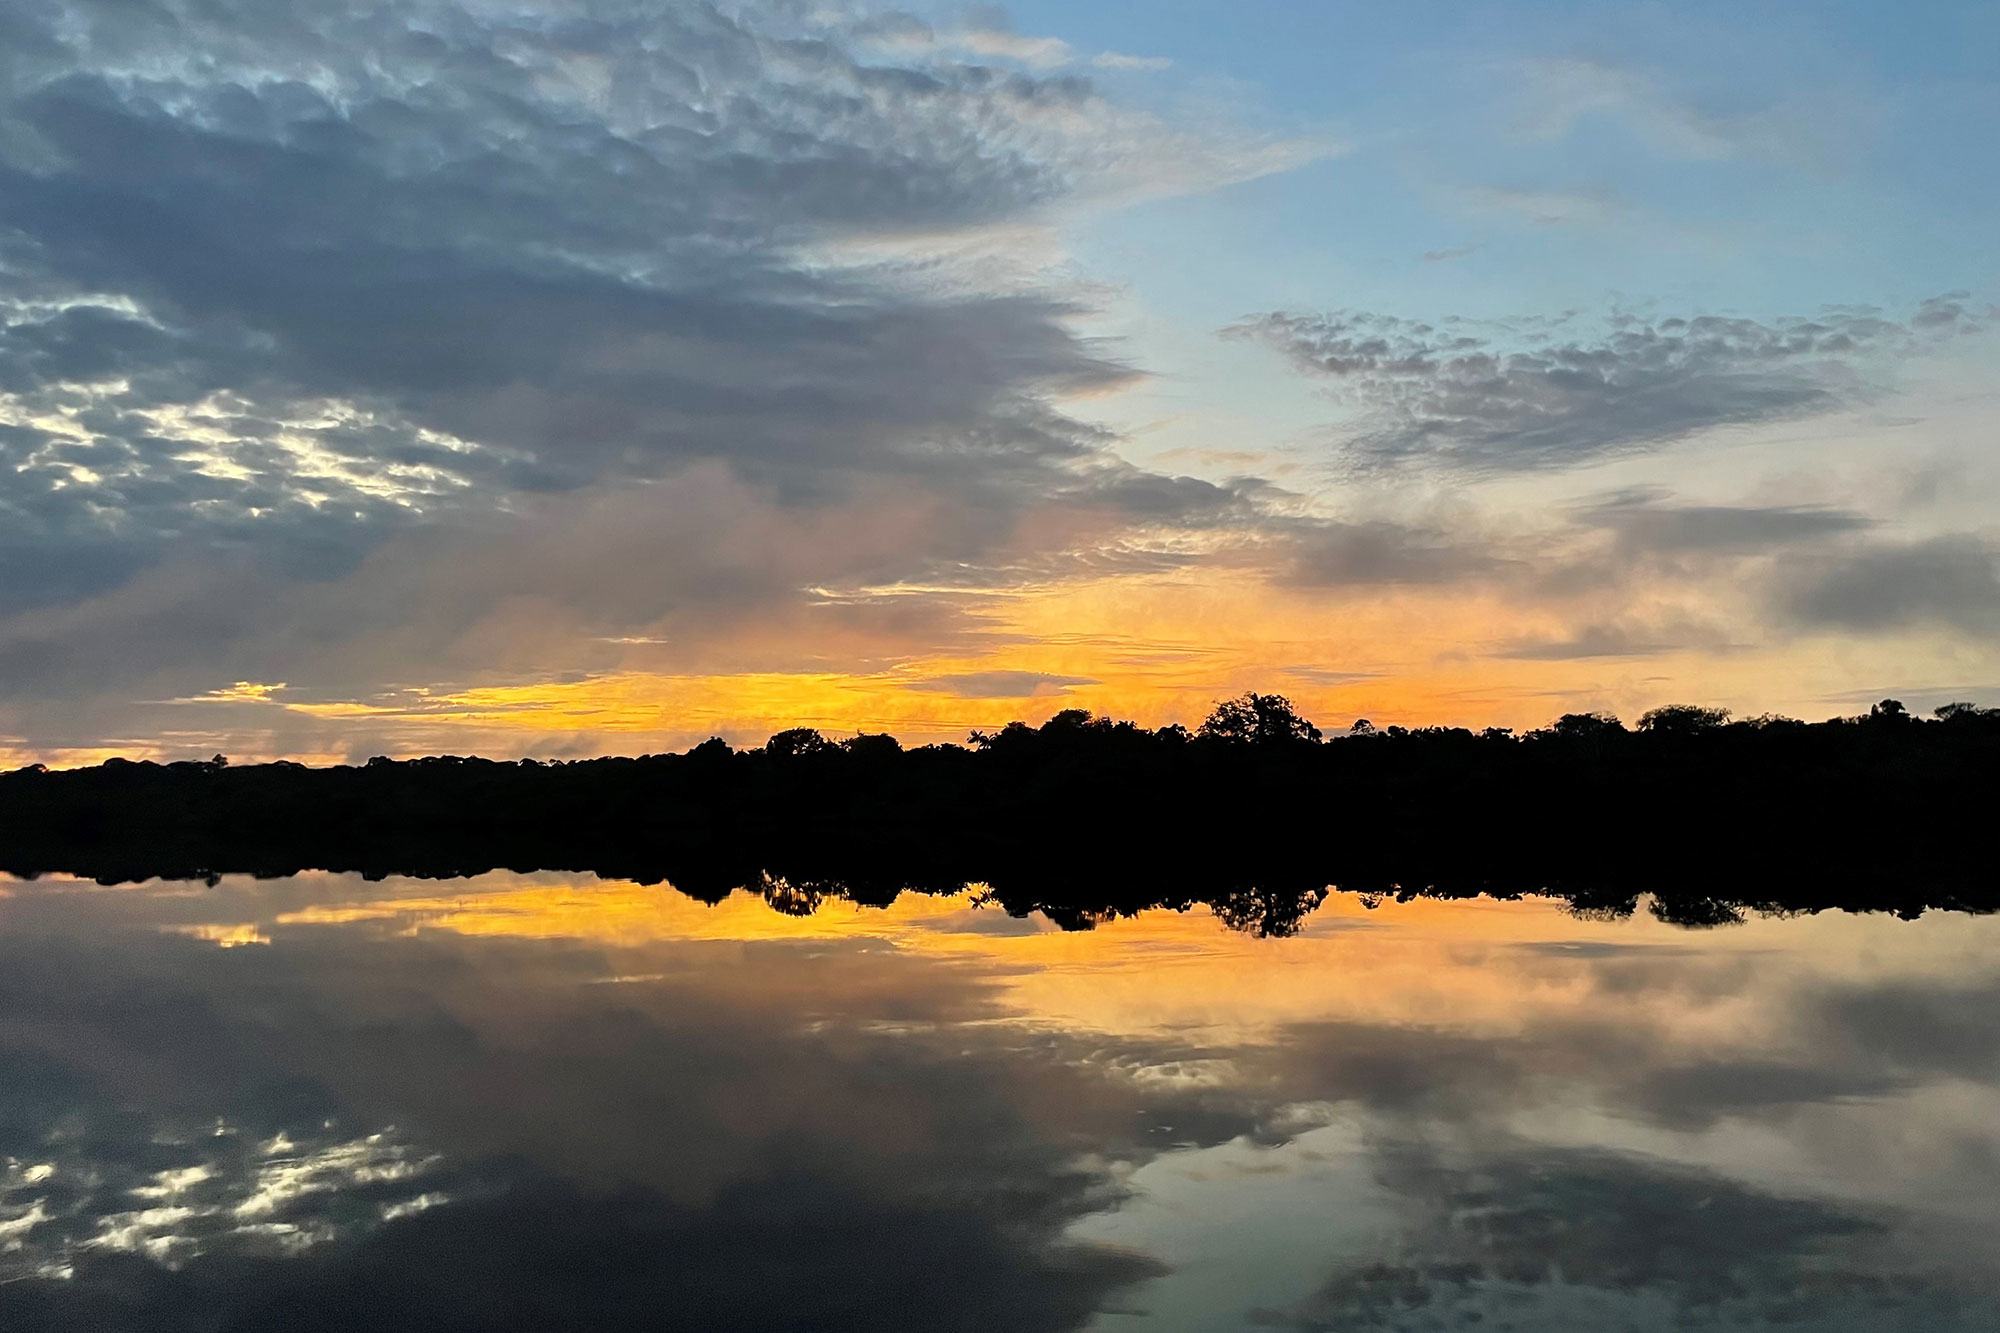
<box><xmin>2</xmin><ymin>1121</ymin><xmax>448</xmax><ymax>1281</ymax></box>
<box><xmin>1</xmin><ymin>873</ymin><xmax>1999</xmax><ymax>1326</ymax></box>
<box><xmin>0</xmin><ymin>909</ymin><xmax>1207</xmax><ymax>1328</ymax></box>
<box><xmin>162</xmin><ymin>923</ymin><xmax>271</xmax><ymax>949</ymax></box>
<box><xmin>1248</xmin><ymin>1138</ymin><xmax>1993</xmax><ymax>1332</ymax></box>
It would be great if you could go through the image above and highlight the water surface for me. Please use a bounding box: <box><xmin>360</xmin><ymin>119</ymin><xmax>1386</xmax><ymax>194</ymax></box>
<box><xmin>2</xmin><ymin>872</ymin><xmax>1996</xmax><ymax>1329</ymax></box>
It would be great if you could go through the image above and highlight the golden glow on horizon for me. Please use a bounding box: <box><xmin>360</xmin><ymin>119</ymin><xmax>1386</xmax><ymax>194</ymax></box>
<box><xmin>16</xmin><ymin>557</ymin><xmax>1981</xmax><ymax>769</ymax></box>
<box><xmin>165</xmin><ymin>563</ymin><xmax>1963</xmax><ymax>759</ymax></box>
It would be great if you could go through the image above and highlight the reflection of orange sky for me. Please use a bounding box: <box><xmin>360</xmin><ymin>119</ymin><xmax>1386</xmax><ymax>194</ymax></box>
<box><xmin>11</xmin><ymin>866</ymin><xmax>2000</xmax><ymax>1220</ymax></box>
<box><xmin>210</xmin><ymin>873</ymin><xmax>1998</xmax><ymax>1047</ymax></box>
<box><xmin>11</xmin><ymin>868</ymin><xmax>2000</xmax><ymax>1296</ymax></box>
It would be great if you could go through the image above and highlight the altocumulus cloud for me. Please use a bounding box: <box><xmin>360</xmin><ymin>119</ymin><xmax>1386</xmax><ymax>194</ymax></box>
<box><xmin>1230</xmin><ymin>296</ymin><xmax>1982</xmax><ymax>473</ymax></box>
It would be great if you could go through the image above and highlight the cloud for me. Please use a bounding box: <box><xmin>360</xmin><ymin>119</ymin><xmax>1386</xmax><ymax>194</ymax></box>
<box><xmin>1230</xmin><ymin>299</ymin><xmax>1980</xmax><ymax>473</ymax></box>
<box><xmin>167</xmin><ymin>681</ymin><xmax>289</xmax><ymax>705</ymax></box>
<box><xmin>1807</xmin><ymin>975</ymin><xmax>2000</xmax><ymax>1082</ymax></box>
<box><xmin>851</xmin><ymin>10</ymin><xmax>1169</xmax><ymax>74</ymax></box>
<box><xmin>1494</xmin><ymin>614</ymin><xmax>1739</xmax><ymax>660</ymax></box>
<box><xmin>1419</xmin><ymin>244</ymin><xmax>1479</xmax><ymax>263</ymax></box>
<box><xmin>1776</xmin><ymin>536</ymin><xmax>2000</xmax><ymax>636</ymax></box>
<box><xmin>0</xmin><ymin>888</ymin><xmax>1239</xmax><ymax>1327</ymax></box>
<box><xmin>904</xmin><ymin>671</ymin><xmax>1098</xmax><ymax>698</ymax></box>
<box><xmin>1512</xmin><ymin>57</ymin><xmax>1749</xmax><ymax>157</ymax></box>
<box><xmin>0</xmin><ymin>467</ymin><xmax>1004</xmax><ymax>708</ymax></box>
<box><xmin>1271</xmin><ymin>518</ymin><xmax>1501</xmax><ymax>587</ymax></box>
<box><xmin>1449</xmin><ymin>183</ymin><xmax>1624</xmax><ymax>227</ymax></box>
<box><xmin>8</xmin><ymin>866</ymin><xmax>2000</xmax><ymax>1324</ymax></box>
<box><xmin>0</xmin><ymin>0</ymin><xmax>1327</xmax><ymax>752</ymax></box>
<box><xmin>1574</xmin><ymin>487</ymin><xmax>1873</xmax><ymax>555</ymax></box>
<box><xmin>1252</xmin><ymin>1141</ymin><xmax>1892</xmax><ymax>1330</ymax></box>
<box><xmin>1284</xmin><ymin>667</ymin><xmax>1381</xmax><ymax>686</ymax></box>
<box><xmin>1506</xmin><ymin>55</ymin><xmax>1870</xmax><ymax>169</ymax></box>
<box><xmin>955</xmin><ymin>26</ymin><xmax>1075</xmax><ymax>68</ymax></box>
<box><xmin>0</xmin><ymin>0</ymin><xmax>1312</xmax><ymax>550</ymax></box>
<box><xmin>1092</xmin><ymin>52</ymin><xmax>1173</xmax><ymax>73</ymax></box>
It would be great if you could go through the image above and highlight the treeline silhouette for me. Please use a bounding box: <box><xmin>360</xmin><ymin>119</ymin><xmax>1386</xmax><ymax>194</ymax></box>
<box><xmin>2</xmin><ymin>694</ymin><xmax>1995</xmax><ymax>932</ymax></box>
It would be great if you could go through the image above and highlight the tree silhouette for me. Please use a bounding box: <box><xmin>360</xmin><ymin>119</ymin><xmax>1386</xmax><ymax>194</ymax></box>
<box><xmin>1637</xmin><ymin>705</ymin><xmax>1730</xmax><ymax>736</ymax></box>
<box><xmin>1</xmin><ymin>691</ymin><xmax>1994</xmax><ymax>929</ymax></box>
<box><xmin>765</xmin><ymin>727</ymin><xmax>833</xmax><ymax>758</ymax></box>
<box><xmin>840</xmin><ymin>732</ymin><xmax>902</xmax><ymax>759</ymax></box>
<box><xmin>1547</xmin><ymin>712</ymin><xmax>1624</xmax><ymax>739</ymax></box>
<box><xmin>1200</xmin><ymin>692</ymin><xmax>1322</xmax><ymax>744</ymax></box>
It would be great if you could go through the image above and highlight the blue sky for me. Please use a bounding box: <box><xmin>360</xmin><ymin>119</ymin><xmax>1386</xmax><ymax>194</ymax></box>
<box><xmin>1024</xmin><ymin>0</ymin><xmax>1997</xmax><ymax>313</ymax></box>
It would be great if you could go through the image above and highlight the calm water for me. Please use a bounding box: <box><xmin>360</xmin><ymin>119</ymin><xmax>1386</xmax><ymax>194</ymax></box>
<box><xmin>1</xmin><ymin>872</ymin><xmax>1997</xmax><ymax>1330</ymax></box>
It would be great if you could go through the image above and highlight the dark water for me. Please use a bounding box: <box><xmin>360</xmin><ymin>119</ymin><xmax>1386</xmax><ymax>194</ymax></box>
<box><xmin>1</xmin><ymin>872</ymin><xmax>1997</xmax><ymax>1330</ymax></box>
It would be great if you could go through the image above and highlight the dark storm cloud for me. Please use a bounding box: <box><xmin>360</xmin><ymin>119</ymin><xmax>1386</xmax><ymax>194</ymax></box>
<box><xmin>1776</xmin><ymin>535</ymin><xmax>2000</xmax><ymax>636</ymax></box>
<box><xmin>1230</xmin><ymin>299</ymin><xmax>1980</xmax><ymax>473</ymax></box>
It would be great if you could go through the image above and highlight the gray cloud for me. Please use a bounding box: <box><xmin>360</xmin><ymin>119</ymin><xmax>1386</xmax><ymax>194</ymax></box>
<box><xmin>1256</xmin><ymin>484</ymin><xmax>1889</xmax><ymax>625</ymax></box>
<box><xmin>1494</xmin><ymin>615</ymin><xmax>1739</xmax><ymax>660</ymax></box>
<box><xmin>1252</xmin><ymin>1141</ymin><xmax>1905</xmax><ymax>1331</ymax></box>
<box><xmin>0</xmin><ymin>458</ymin><xmax>1293</xmax><ymax>740</ymax></box>
<box><xmin>1284</xmin><ymin>667</ymin><xmax>1381</xmax><ymax>686</ymax></box>
<box><xmin>905</xmin><ymin>671</ymin><xmax>1097</xmax><ymax>698</ymax></box>
<box><xmin>1777</xmin><ymin>536</ymin><xmax>2000</xmax><ymax>636</ymax></box>
<box><xmin>0</xmin><ymin>0</ymin><xmax>1323</xmax><ymax>749</ymax></box>
<box><xmin>0</xmin><ymin>0</ymin><xmax>1304</xmax><ymax>559</ymax></box>
<box><xmin>1272</xmin><ymin>518</ymin><xmax>1501</xmax><ymax>587</ymax></box>
<box><xmin>0</xmin><ymin>468</ymin><xmax>1020</xmax><ymax>732</ymax></box>
<box><xmin>0</xmin><ymin>891</ymin><xmax>1198</xmax><ymax>1327</ymax></box>
<box><xmin>1230</xmin><ymin>299</ymin><xmax>1980</xmax><ymax>473</ymax></box>
<box><xmin>8</xmin><ymin>871</ymin><xmax>2000</xmax><ymax>1324</ymax></box>
<box><xmin>1575</xmin><ymin>486</ymin><xmax>1874</xmax><ymax>555</ymax></box>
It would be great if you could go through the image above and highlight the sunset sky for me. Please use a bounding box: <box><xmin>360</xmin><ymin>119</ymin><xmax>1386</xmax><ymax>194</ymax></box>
<box><xmin>1</xmin><ymin>0</ymin><xmax>1995</xmax><ymax>764</ymax></box>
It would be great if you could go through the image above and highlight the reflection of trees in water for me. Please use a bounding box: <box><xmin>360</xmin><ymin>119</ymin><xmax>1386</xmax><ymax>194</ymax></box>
<box><xmin>757</xmin><ymin>872</ymin><xmax>828</xmax><ymax>918</ymax></box>
<box><xmin>4</xmin><ymin>693</ymin><xmax>1995</xmax><ymax>931</ymax></box>
<box><xmin>1211</xmin><ymin>884</ymin><xmax>1330</xmax><ymax>938</ymax></box>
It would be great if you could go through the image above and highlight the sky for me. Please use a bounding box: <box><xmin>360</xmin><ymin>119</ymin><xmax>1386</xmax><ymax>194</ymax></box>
<box><xmin>0</xmin><ymin>0</ymin><xmax>1995</xmax><ymax>764</ymax></box>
